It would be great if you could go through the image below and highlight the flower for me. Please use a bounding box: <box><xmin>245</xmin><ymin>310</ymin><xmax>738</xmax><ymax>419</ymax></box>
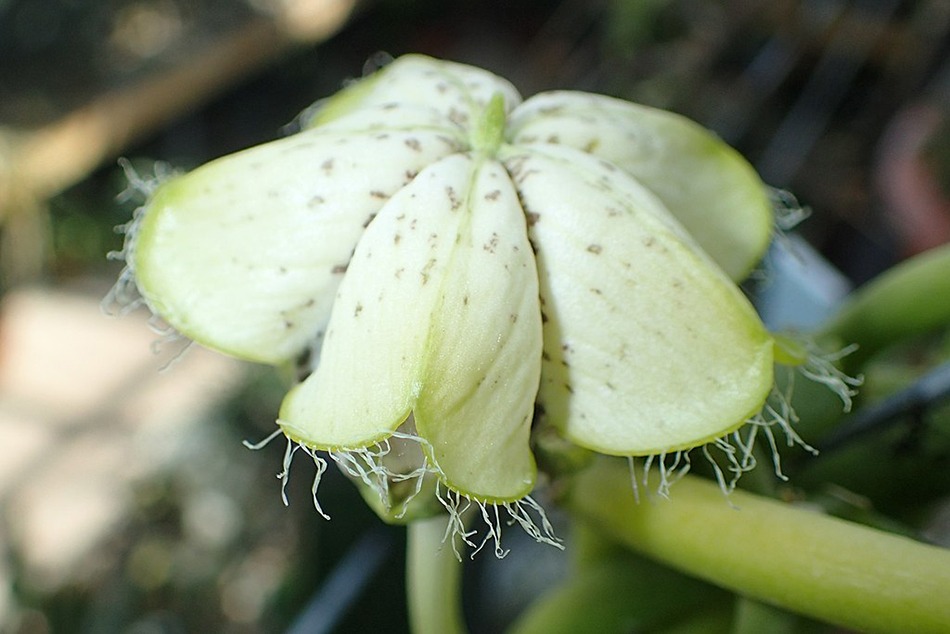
<box><xmin>112</xmin><ymin>55</ymin><xmax>801</xmax><ymax>550</ymax></box>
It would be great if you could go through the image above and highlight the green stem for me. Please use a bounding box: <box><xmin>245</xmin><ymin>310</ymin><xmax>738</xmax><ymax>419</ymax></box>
<box><xmin>821</xmin><ymin>243</ymin><xmax>950</xmax><ymax>372</ymax></box>
<box><xmin>406</xmin><ymin>516</ymin><xmax>468</xmax><ymax>634</ymax></box>
<box><xmin>566</xmin><ymin>459</ymin><xmax>950</xmax><ymax>633</ymax></box>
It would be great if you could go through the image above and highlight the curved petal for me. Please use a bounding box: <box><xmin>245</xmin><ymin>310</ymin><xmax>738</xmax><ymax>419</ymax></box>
<box><xmin>132</xmin><ymin>105</ymin><xmax>462</xmax><ymax>364</ymax></box>
<box><xmin>307</xmin><ymin>54</ymin><xmax>523</xmax><ymax>133</ymax></box>
<box><xmin>508</xmin><ymin>91</ymin><xmax>772</xmax><ymax>281</ymax></box>
<box><xmin>280</xmin><ymin>154</ymin><xmax>541</xmax><ymax>501</ymax></box>
<box><xmin>503</xmin><ymin>144</ymin><xmax>773</xmax><ymax>455</ymax></box>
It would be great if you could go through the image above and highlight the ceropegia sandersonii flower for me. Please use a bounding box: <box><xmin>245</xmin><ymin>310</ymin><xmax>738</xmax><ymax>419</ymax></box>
<box><xmin>108</xmin><ymin>54</ymin><xmax>855</xmax><ymax>554</ymax></box>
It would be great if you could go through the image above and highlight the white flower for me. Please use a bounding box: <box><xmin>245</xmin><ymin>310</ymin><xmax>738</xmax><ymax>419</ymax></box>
<box><xmin>113</xmin><ymin>55</ymin><xmax>789</xmax><ymax>548</ymax></box>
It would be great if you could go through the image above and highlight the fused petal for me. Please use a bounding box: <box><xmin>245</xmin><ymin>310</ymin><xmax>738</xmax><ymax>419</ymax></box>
<box><xmin>279</xmin><ymin>153</ymin><xmax>541</xmax><ymax>501</ymax></box>
<box><xmin>131</xmin><ymin>105</ymin><xmax>462</xmax><ymax>364</ymax></box>
<box><xmin>508</xmin><ymin>91</ymin><xmax>772</xmax><ymax>280</ymax></box>
<box><xmin>504</xmin><ymin>144</ymin><xmax>773</xmax><ymax>455</ymax></box>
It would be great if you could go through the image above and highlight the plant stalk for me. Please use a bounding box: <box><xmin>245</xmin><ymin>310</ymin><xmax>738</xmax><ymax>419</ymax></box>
<box><xmin>821</xmin><ymin>243</ymin><xmax>950</xmax><ymax>371</ymax></box>
<box><xmin>406</xmin><ymin>515</ymin><xmax>468</xmax><ymax>634</ymax></box>
<box><xmin>566</xmin><ymin>459</ymin><xmax>950</xmax><ymax>633</ymax></box>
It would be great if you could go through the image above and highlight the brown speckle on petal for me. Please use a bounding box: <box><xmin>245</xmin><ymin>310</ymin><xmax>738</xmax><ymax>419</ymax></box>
<box><xmin>421</xmin><ymin>258</ymin><xmax>436</xmax><ymax>285</ymax></box>
<box><xmin>446</xmin><ymin>186</ymin><xmax>461</xmax><ymax>210</ymax></box>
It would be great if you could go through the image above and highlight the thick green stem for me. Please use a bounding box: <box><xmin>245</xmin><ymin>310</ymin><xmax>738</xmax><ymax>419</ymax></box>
<box><xmin>566</xmin><ymin>459</ymin><xmax>950</xmax><ymax>633</ymax></box>
<box><xmin>406</xmin><ymin>516</ymin><xmax>468</xmax><ymax>634</ymax></box>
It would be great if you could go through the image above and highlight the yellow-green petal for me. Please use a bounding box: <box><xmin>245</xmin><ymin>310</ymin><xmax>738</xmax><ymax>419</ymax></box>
<box><xmin>504</xmin><ymin>144</ymin><xmax>773</xmax><ymax>455</ymax></box>
<box><xmin>131</xmin><ymin>104</ymin><xmax>462</xmax><ymax>364</ymax></box>
<box><xmin>279</xmin><ymin>153</ymin><xmax>540</xmax><ymax>501</ymax></box>
<box><xmin>508</xmin><ymin>91</ymin><xmax>772</xmax><ymax>281</ymax></box>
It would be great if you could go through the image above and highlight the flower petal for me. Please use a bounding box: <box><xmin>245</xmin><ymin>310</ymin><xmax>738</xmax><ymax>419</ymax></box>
<box><xmin>508</xmin><ymin>91</ymin><xmax>772</xmax><ymax>281</ymax></box>
<box><xmin>279</xmin><ymin>153</ymin><xmax>541</xmax><ymax>501</ymax></box>
<box><xmin>307</xmin><ymin>54</ymin><xmax>523</xmax><ymax>131</ymax></box>
<box><xmin>504</xmin><ymin>144</ymin><xmax>773</xmax><ymax>455</ymax></box>
<box><xmin>131</xmin><ymin>105</ymin><xmax>462</xmax><ymax>364</ymax></box>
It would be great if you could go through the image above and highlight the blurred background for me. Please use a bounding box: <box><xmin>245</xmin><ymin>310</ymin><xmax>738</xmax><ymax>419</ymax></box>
<box><xmin>0</xmin><ymin>0</ymin><xmax>948</xmax><ymax>632</ymax></box>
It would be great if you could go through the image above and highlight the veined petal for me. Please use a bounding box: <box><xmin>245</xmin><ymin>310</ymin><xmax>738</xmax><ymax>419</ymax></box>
<box><xmin>131</xmin><ymin>105</ymin><xmax>462</xmax><ymax>364</ymax></box>
<box><xmin>503</xmin><ymin>144</ymin><xmax>773</xmax><ymax>455</ymax></box>
<box><xmin>307</xmin><ymin>54</ymin><xmax>523</xmax><ymax>132</ymax></box>
<box><xmin>279</xmin><ymin>153</ymin><xmax>541</xmax><ymax>501</ymax></box>
<box><xmin>508</xmin><ymin>91</ymin><xmax>772</xmax><ymax>281</ymax></box>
